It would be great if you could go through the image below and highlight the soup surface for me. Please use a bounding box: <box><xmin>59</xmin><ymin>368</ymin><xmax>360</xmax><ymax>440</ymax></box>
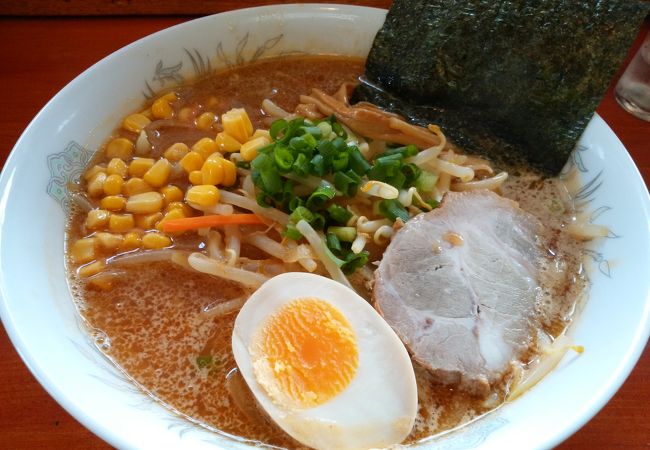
<box><xmin>67</xmin><ymin>55</ymin><xmax>586</xmax><ymax>448</ymax></box>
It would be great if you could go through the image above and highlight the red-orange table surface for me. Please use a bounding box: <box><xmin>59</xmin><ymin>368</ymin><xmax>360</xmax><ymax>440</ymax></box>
<box><xmin>0</xmin><ymin>8</ymin><xmax>648</xmax><ymax>450</ymax></box>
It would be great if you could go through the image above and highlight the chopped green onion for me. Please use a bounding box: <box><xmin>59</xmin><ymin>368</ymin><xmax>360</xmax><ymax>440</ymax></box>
<box><xmin>306</xmin><ymin>183</ymin><xmax>336</xmax><ymax>210</ymax></box>
<box><xmin>348</xmin><ymin>146</ymin><xmax>371</xmax><ymax>175</ymax></box>
<box><xmin>289</xmin><ymin>136</ymin><xmax>309</xmax><ymax>152</ymax></box>
<box><xmin>270</xmin><ymin>119</ymin><xmax>288</xmax><ymax>140</ymax></box>
<box><xmin>310</xmin><ymin>154</ymin><xmax>326</xmax><ymax>177</ymax></box>
<box><xmin>292</xmin><ymin>153</ymin><xmax>310</xmax><ymax>176</ymax></box>
<box><xmin>251</xmin><ymin>153</ymin><xmax>282</xmax><ymax>194</ymax></box>
<box><xmin>274</xmin><ymin>146</ymin><xmax>294</xmax><ymax>171</ymax></box>
<box><xmin>303</xmin><ymin>126</ymin><xmax>323</xmax><ymax>139</ymax></box>
<box><xmin>311</xmin><ymin>212</ymin><xmax>326</xmax><ymax>230</ymax></box>
<box><xmin>341</xmin><ymin>250</ymin><xmax>369</xmax><ymax>274</ymax></box>
<box><xmin>235</xmin><ymin>160</ymin><xmax>250</xmax><ymax>169</ymax></box>
<box><xmin>301</xmin><ymin>133</ymin><xmax>318</xmax><ymax>150</ymax></box>
<box><xmin>415</xmin><ymin>170</ymin><xmax>438</xmax><ymax>193</ymax></box>
<box><xmin>326</xmin><ymin>204</ymin><xmax>353</xmax><ymax>224</ymax></box>
<box><xmin>369</xmin><ymin>153</ymin><xmax>403</xmax><ymax>182</ymax></box>
<box><xmin>328</xmin><ymin>226</ymin><xmax>357</xmax><ymax>242</ymax></box>
<box><xmin>379</xmin><ymin>199</ymin><xmax>410</xmax><ymax>222</ymax></box>
<box><xmin>401</xmin><ymin>163</ymin><xmax>422</xmax><ymax>186</ymax></box>
<box><xmin>389</xmin><ymin>171</ymin><xmax>407</xmax><ymax>189</ymax></box>
<box><xmin>333</xmin><ymin>170</ymin><xmax>361</xmax><ymax>197</ymax></box>
<box><xmin>279</xmin><ymin>180</ymin><xmax>295</xmax><ymax>209</ymax></box>
<box><xmin>426</xmin><ymin>199</ymin><xmax>440</xmax><ymax>209</ymax></box>
<box><xmin>385</xmin><ymin>144</ymin><xmax>418</xmax><ymax>158</ymax></box>
<box><xmin>323</xmin><ymin>244</ymin><xmax>345</xmax><ymax>268</ymax></box>
<box><xmin>317</xmin><ymin>139</ymin><xmax>336</xmax><ymax>159</ymax></box>
<box><xmin>256</xmin><ymin>192</ymin><xmax>273</xmax><ymax>208</ymax></box>
<box><xmin>316</xmin><ymin>121</ymin><xmax>332</xmax><ymax>137</ymax></box>
<box><xmin>289</xmin><ymin>206</ymin><xmax>314</xmax><ymax>224</ymax></box>
<box><xmin>331</xmin><ymin>151</ymin><xmax>349</xmax><ymax>171</ymax></box>
<box><xmin>326</xmin><ymin>232</ymin><xmax>342</xmax><ymax>253</ymax></box>
<box><xmin>332</xmin><ymin>121</ymin><xmax>347</xmax><ymax>138</ymax></box>
<box><xmin>284</xmin><ymin>223</ymin><xmax>303</xmax><ymax>240</ymax></box>
<box><xmin>288</xmin><ymin>196</ymin><xmax>304</xmax><ymax>211</ymax></box>
<box><xmin>331</xmin><ymin>137</ymin><xmax>347</xmax><ymax>153</ymax></box>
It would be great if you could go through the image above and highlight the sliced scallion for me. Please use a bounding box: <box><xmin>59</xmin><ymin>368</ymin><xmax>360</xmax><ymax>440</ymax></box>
<box><xmin>326</xmin><ymin>204</ymin><xmax>353</xmax><ymax>224</ymax></box>
<box><xmin>379</xmin><ymin>199</ymin><xmax>410</xmax><ymax>222</ymax></box>
<box><xmin>328</xmin><ymin>226</ymin><xmax>357</xmax><ymax>242</ymax></box>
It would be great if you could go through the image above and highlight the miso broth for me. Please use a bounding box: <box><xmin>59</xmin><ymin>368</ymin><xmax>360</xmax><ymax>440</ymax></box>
<box><xmin>66</xmin><ymin>55</ymin><xmax>586</xmax><ymax>448</ymax></box>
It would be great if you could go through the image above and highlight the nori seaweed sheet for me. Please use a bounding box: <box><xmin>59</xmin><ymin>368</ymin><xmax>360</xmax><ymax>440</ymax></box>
<box><xmin>353</xmin><ymin>0</ymin><xmax>649</xmax><ymax>175</ymax></box>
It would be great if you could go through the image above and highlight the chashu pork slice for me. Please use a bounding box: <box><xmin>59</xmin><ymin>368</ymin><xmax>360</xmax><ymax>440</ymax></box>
<box><xmin>374</xmin><ymin>190</ymin><xmax>543</xmax><ymax>396</ymax></box>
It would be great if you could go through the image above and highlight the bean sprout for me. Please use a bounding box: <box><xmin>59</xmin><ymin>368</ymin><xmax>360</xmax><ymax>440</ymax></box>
<box><xmin>295</xmin><ymin>220</ymin><xmax>352</xmax><ymax>289</ymax></box>
<box><xmin>187</xmin><ymin>252</ymin><xmax>268</xmax><ymax>288</ymax></box>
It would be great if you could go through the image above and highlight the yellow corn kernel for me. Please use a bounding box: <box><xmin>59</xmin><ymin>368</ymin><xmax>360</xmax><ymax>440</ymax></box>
<box><xmin>103</xmin><ymin>174</ymin><xmax>124</xmax><ymax>196</ymax></box>
<box><xmin>100</xmin><ymin>195</ymin><xmax>126</xmax><ymax>211</ymax></box>
<box><xmin>189</xmin><ymin>170</ymin><xmax>204</xmax><ymax>185</ymax></box>
<box><xmin>163</xmin><ymin>143</ymin><xmax>190</xmax><ymax>162</ymax></box>
<box><xmin>71</xmin><ymin>238</ymin><xmax>96</xmax><ymax>264</ymax></box>
<box><xmin>108</xmin><ymin>213</ymin><xmax>135</xmax><ymax>233</ymax></box>
<box><xmin>156</xmin><ymin>208</ymin><xmax>188</xmax><ymax>232</ymax></box>
<box><xmin>151</xmin><ymin>93</ymin><xmax>176</xmax><ymax>119</ymax></box>
<box><xmin>201</xmin><ymin>155</ymin><xmax>224</xmax><ymax>185</ymax></box>
<box><xmin>215</xmin><ymin>131</ymin><xmax>242</xmax><ymax>152</ymax></box>
<box><xmin>95</xmin><ymin>232</ymin><xmax>124</xmax><ymax>252</ymax></box>
<box><xmin>240</xmin><ymin>136</ymin><xmax>271</xmax><ymax>161</ymax></box>
<box><xmin>135</xmin><ymin>212</ymin><xmax>164</xmax><ymax>230</ymax></box>
<box><xmin>87</xmin><ymin>172</ymin><xmax>107</xmax><ymax>198</ymax></box>
<box><xmin>106</xmin><ymin>137</ymin><xmax>134</xmax><ymax>160</ymax></box>
<box><xmin>178</xmin><ymin>106</ymin><xmax>196</xmax><ymax>122</ymax></box>
<box><xmin>143</xmin><ymin>158</ymin><xmax>171</xmax><ymax>188</ymax></box>
<box><xmin>191</xmin><ymin>137</ymin><xmax>218</xmax><ymax>160</ymax></box>
<box><xmin>222</xmin><ymin>108</ymin><xmax>253</xmax><ymax>143</ymax></box>
<box><xmin>78</xmin><ymin>260</ymin><xmax>106</xmax><ymax>278</ymax></box>
<box><xmin>122</xmin><ymin>177</ymin><xmax>153</xmax><ymax>196</ymax></box>
<box><xmin>121</xmin><ymin>231</ymin><xmax>142</xmax><ymax>250</ymax></box>
<box><xmin>85</xmin><ymin>209</ymin><xmax>110</xmax><ymax>230</ymax></box>
<box><xmin>179</xmin><ymin>151</ymin><xmax>204</xmax><ymax>173</ymax></box>
<box><xmin>139</xmin><ymin>108</ymin><xmax>153</xmax><ymax>119</ymax></box>
<box><xmin>84</xmin><ymin>164</ymin><xmax>106</xmax><ymax>181</ymax></box>
<box><xmin>142</xmin><ymin>232</ymin><xmax>172</xmax><ymax>249</ymax></box>
<box><xmin>186</xmin><ymin>185</ymin><xmax>220</xmax><ymax>207</ymax></box>
<box><xmin>221</xmin><ymin>158</ymin><xmax>237</xmax><ymax>187</ymax></box>
<box><xmin>252</xmin><ymin>129</ymin><xmax>271</xmax><ymax>140</ymax></box>
<box><xmin>88</xmin><ymin>275</ymin><xmax>114</xmax><ymax>291</ymax></box>
<box><xmin>160</xmin><ymin>185</ymin><xmax>184</xmax><ymax>205</ymax></box>
<box><xmin>162</xmin><ymin>92</ymin><xmax>177</xmax><ymax>102</ymax></box>
<box><xmin>165</xmin><ymin>201</ymin><xmax>193</xmax><ymax>216</ymax></box>
<box><xmin>128</xmin><ymin>157</ymin><xmax>155</xmax><ymax>178</ymax></box>
<box><xmin>126</xmin><ymin>191</ymin><xmax>163</xmax><ymax>214</ymax></box>
<box><xmin>122</xmin><ymin>113</ymin><xmax>151</xmax><ymax>133</ymax></box>
<box><xmin>195</xmin><ymin>111</ymin><xmax>216</xmax><ymax>131</ymax></box>
<box><xmin>106</xmin><ymin>158</ymin><xmax>128</xmax><ymax>178</ymax></box>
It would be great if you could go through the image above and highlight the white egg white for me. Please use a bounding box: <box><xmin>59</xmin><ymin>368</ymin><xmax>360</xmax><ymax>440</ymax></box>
<box><xmin>232</xmin><ymin>272</ymin><xmax>418</xmax><ymax>450</ymax></box>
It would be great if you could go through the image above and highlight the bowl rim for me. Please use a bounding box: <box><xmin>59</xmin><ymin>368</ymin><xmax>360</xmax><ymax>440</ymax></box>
<box><xmin>0</xmin><ymin>4</ymin><xmax>649</xmax><ymax>450</ymax></box>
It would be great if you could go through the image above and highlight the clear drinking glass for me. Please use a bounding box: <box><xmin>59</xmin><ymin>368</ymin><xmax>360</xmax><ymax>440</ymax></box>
<box><xmin>615</xmin><ymin>32</ymin><xmax>650</xmax><ymax>122</ymax></box>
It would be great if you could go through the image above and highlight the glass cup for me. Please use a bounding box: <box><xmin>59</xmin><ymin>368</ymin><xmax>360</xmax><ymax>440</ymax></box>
<box><xmin>615</xmin><ymin>32</ymin><xmax>650</xmax><ymax>122</ymax></box>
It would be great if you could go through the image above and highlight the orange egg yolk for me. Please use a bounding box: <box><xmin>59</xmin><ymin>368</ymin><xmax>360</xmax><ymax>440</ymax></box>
<box><xmin>252</xmin><ymin>297</ymin><xmax>358</xmax><ymax>408</ymax></box>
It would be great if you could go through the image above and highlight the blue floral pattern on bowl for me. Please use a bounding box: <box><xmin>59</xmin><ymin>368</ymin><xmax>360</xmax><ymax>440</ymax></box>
<box><xmin>46</xmin><ymin>141</ymin><xmax>92</xmax><ymax>213</ymax></box>
<box><xmin>43</xmin><ymin>29</ymin><xmax>614</xmax><ymax>450</ymax></box>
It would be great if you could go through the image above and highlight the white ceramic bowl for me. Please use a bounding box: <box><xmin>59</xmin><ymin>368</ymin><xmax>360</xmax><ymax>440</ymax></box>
<box><xmin>1</xmin><ymin>5</ymin><xmax>649</xmax><ymax>450</ymax></box>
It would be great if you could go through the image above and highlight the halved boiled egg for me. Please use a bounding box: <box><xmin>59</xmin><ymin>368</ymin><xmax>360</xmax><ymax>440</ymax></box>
<box><xmin>232</xmin><ymin>272</ymin><xmax>417</xmax><ymax>450</ymax></box>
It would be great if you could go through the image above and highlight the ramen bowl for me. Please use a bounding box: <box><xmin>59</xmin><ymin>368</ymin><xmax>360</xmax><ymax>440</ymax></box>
<box><xmin>0</xmin><ymin>5</ymin><xmax>649</xmax><ymax>450</ymax></box>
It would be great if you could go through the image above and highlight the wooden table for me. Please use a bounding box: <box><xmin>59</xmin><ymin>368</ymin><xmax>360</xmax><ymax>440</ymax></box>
<box><xmin>0</xmin><ymin>5</ymin><xmax>648</xmax><ymax>450</ymax></box>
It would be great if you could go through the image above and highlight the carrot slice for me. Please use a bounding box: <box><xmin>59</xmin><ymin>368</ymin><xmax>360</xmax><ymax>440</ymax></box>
<box><xmin>161</xmin><ymin>214</ymin><xmax>265</xmax><ymax>232</ymax></box>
